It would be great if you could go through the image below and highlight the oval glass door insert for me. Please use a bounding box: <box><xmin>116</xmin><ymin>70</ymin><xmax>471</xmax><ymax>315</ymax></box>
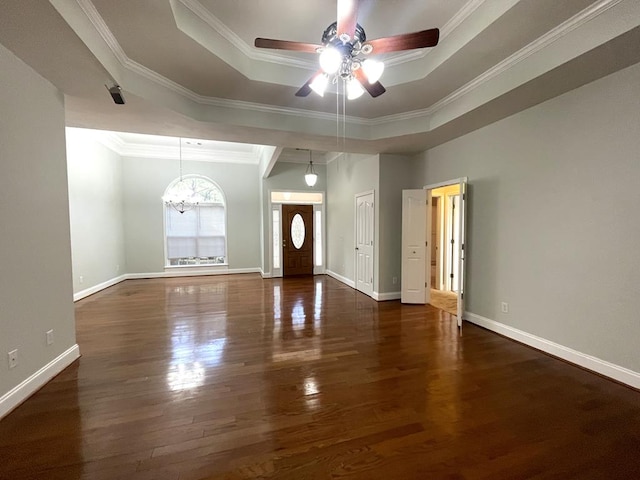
<box><xmin>291</xmin><ymin>213</ymin><xmax>305</xmax><ymax>249</ymax></box>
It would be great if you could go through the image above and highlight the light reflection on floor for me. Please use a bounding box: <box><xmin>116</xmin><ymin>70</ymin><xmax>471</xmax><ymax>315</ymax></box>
<box><xmin>165</xmin><ymin>278</ymin><xmax>326</xmax><ymax>392</ymax></box>
<box><xmin>167</xmin><ymin>320</ymin><xmax>227</xmax><ymax>392</ymax></box>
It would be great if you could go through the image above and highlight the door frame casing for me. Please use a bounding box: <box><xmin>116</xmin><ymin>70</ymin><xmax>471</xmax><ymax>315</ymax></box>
<box><xmin>423</xmin><ymin>178</ymin><xmax>468</xmax><ymax>326</ymax></box>
<box><xmin>268</xmin><ymin>190</ymin><xmax>326</xmax><ymax>278</ymax></box>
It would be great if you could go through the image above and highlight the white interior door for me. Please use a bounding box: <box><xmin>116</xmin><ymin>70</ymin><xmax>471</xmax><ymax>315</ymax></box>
<box><xmin>355</xmin><ymin>192</ymin><xmax>374</xmax><ymax>297</ymax></box>
<box><xmin>457</xmin><ymin>180</ymin><xmax>467</xmax><ymax>328</ymax></box>
<box><xmin>401</xmin><ymin>189</ymin><xmax>428</xmax><ymax>304</ymax></box>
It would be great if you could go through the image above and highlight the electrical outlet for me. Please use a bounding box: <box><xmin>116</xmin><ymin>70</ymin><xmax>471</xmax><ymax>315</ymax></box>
<box><xmin>46</xmin><ymin>329</ymin><xmax>54</xmax><ymax>346</ymax></box>
<box><xmin>79</xmin><ymin>275</ymin><xmax>84</xmax><ymax>284</ymax></box>
<box><xmin>8</xmin><ymin>349</ymin><xmax>18</xmax><ymax>369</ymax></box>
<box><xmin>501</xmin><ymin>302</ymin><xmax>509</xmax><ymax>314</ymax></box>
<box><xmin>392</xmin><ymin>276</ymin><xmax>398</xmax><ymax>285</ymax></box>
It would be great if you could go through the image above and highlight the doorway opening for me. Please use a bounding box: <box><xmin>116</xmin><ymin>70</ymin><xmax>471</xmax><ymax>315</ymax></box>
<box><xmin>401</xmin><ymin>178</ymin><xmax>467</xmax><ymax>328</ymax></box>
<box><xmin>430</xmin><ymin>184</ymin><xmax>462</xmax><ymax>291</ymax></box>
<box><xmin>429</xmin><ymin>184</ymin><xmax>461</xmax><ymax>314</ymax></box>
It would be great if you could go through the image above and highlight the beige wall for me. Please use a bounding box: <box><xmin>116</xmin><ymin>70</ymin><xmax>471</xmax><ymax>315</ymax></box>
<box><xmin>326</xmin><ymin>153</ymin><xmax>379</xmax><ymax>286</ymax></box>
<box><xmin>414</xmin><ymin>61</ymin><xmax>640</xmax><ymax>373</ymax></box>
<box><xmin>122</xmin><ymin>156</ymin><xmax>262</xmax><ymax>274</ymax></box>
<box><xmin>0</xmin><ymin>44</ymin><xmax>76</xmax><ymax>403</ymax></box>
<box><xmin>67</xmin><ymin>128</ymin><xmax>126</xmax><ymax>293</ymax></box>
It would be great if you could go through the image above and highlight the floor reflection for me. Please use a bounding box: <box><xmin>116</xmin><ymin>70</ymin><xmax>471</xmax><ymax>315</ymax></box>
<box><xmin>165</xmin><ymin>282</ymin><xmax>229</xmax><ymax>392</ymax></box>
<box><xmin>270</xmin><ymin>279</ymin><xmax>322</xmax><ymax>363</ymax></box>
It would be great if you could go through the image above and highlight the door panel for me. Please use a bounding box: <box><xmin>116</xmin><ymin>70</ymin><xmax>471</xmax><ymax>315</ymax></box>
<box><xmin>457</xmin><ymin>180</ymin><xmax>467</xmax><ymax>328</ymax></box>
<box><xmin>355</xmin><ymin>192</ymin><xmax>374</xmax><ymax>297</ymax></box>
<box><xmin>401</xmin><ymin>189</ymin><xmax>427</xmax><ymax>304</ymax></box>
<box><xmin>282</xmin><ymin>204</ymin><xmax>314</xmax><ymax>276</ymax></box>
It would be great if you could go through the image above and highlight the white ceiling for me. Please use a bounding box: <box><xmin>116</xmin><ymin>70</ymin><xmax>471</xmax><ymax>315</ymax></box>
<box><xmin>1</xmin><ymin>0</ymin><xmax>639</xmax><ymax>161</ymax></box>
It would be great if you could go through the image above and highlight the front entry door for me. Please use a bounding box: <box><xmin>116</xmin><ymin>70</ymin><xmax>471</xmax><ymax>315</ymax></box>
<box><xmin>282</xmin><ymin>204</ymin><xmax>314</xmax><ymax>276</ymax></box>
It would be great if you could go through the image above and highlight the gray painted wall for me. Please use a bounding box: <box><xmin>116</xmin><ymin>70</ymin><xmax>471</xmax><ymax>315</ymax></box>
<box><xmin>122</xmin><ymin>156</ymin><xmax>262</xmax><ymax>274</ymax></box>
<box><xmin>261</xmin><ymin>161</ymin><xmax>327</xmax><ymax>275</ymax></box>
<box><xmin>326</xmin><ymin>153</ymin><xmax>379</xmax><ymax>285</ymax></box>
<box><xmin>378</xmin><ymin>154</ymin><xmax>421</xmax><ymax>294</ymax></box>
<box><xmin>414</xmin><ymin>62</ymin><xmax>640</xmax><ymax>372</ymax></box>
<box><xmin>0</xmin><ymin>44</ymin><xmax>76</xmax><ymax>397</ymax></box>
<box><xmin>67</xmin><ymin>128</ymin><xmax>125</xmax><ymax>293</ymax></box>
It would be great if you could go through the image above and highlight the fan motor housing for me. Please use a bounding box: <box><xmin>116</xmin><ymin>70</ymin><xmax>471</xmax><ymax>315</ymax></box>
<box><xmin>321</xmin><ymin>21</ymin><xmax>366</xmax><ymax>47</ymax></box>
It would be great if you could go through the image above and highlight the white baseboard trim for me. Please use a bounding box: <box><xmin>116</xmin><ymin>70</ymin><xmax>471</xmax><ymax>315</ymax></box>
<box><xmin>373</xmin><ymin>291</ymin><xmax>401</xmax><ymax>301</ymax></box>
<box><xmin>465</xmin><ymin>312</ymin><xmax>640</xmax><ymax>389</ymax></box>
<box><xmin>261</xmin><ymin>270</ymin><xmax>272</xmax><ymax>278</ymax></box>
<box><xmin>159</xmin><ymin>267</ymin><xmax>261</xmax><ymax>278</ymax></box>
<box><xmin>74</xmin><ymin>269</ymin><xmax>263</xmax><ymax>301</ymax></box>
<box><xmin>74</xmin><ymin>274</ymin><xmax>128</xmax><ymax>301</ymax></box>
<box><xmin>0</xmin><ymin>344</ymin><xmax>80</xmax><ymax>419</ymax></box>
<box><xmin>326</xmin><ymin>269</ymin><xmax>356</xmax><ymax>289</ymax></box>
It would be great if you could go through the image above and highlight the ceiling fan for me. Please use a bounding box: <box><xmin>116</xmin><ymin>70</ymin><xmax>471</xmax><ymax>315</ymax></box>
<box><xmin>254</xmin><ymin>0</ymin><xmax>439</xmax><ymax>99</ymax></box>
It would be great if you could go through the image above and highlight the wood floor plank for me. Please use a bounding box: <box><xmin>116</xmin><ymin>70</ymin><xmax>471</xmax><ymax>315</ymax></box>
<box><xmin>1</xmin><ymin>274</ymin><xmax>639</xmax><ymax>479</ymax></box>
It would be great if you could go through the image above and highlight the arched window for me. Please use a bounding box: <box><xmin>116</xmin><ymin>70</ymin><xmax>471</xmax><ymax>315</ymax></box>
<box><xmin>163</xmin><ymin>176</ymin><xmax>227</xmax><ymax>266</ymax></box>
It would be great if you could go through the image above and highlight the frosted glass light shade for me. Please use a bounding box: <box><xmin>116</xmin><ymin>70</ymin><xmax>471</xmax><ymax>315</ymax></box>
<box><xmin>319</xmin><ymin>48</ymin><xmax>342</xmax><ymax>74</ymax></box>
<box><xmin>362</xmin><ymin>59</ymin><xmax>384</xmax><ymax>84</ymax></box>
<box><xmin>310</xmin><ymin>74</ymin><xmax>329</xmax><ymax>96</ymax></box>
<box><xmin>305</xmin><ymin>173</ymin><xmax>318</xmax><ymax>187</ymax></box>
<box><xmin>346</xmin><ymin>78</ymin><xmax>365</xmax><ymax>100</ymax></box>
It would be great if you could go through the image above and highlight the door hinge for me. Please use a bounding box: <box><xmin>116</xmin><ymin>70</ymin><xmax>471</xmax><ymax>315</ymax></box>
<box><xmin>425</xmin><ymin>241</ymin><xmax>428</xmax><ymax>247</ymax></box>
<box><xmin>463</xmin><ymin>193</ymin><xmax>466</xmax><ymax>201</ymax></box>
<box><xmin>450</xmin><ymin>273</ymin><xmax>454</xmax><ymax>279</ymax></box>
<box><xmin>425</xmin><ymin>282</ymin><xmax>427</xmax><ymax>288</ymax></box>
<box><xmin>450</xmin><ymin>239</ymin><xmax>454</xmax><ymax>244</ymax></box>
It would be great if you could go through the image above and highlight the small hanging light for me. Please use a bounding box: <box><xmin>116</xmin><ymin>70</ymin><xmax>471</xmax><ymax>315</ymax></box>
<box><xmin>305</xmin><ymin>150</ymin><xmax>318</xmax><ymax>187</ymax></box>
<box><xmin>162</xmin><ymin>137</ymin><xmax>197</xmax><ymax>214</ymax></box>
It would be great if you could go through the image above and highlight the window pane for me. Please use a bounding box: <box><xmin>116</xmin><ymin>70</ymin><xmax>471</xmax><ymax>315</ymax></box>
<box><xmin>197</xmin><ymin>236</ymin><xmax>225</xmax><ymax>257</ymax></box>
<box><xmin>167</xmin><ymin>208</ymin><xmax>197</xmax><ymax>236</ymax></box>
<box><xmin>315</xmin><ymin>210</ymin><xmax>322</xmax><ymax>266</ymax></box>
<box><xmin>167</xmin><ymin>236</ymin><xmax>197</xmax><ymax>259</ymax></box>
<box><xmin>199</xmin><ymin>205</ymin><xmax>225</xmax><ymax>236</ymax></box>
<box><xmin>291</xmin><ymin>214</ymin><xmax>305</xmax><ymax>249</ymax></box>
<box><xmin>272</xmin><ymin>210</ymin><xmax>280</xmax><ymax>269</ymax></box>
<box><xmin>164</xmin><ymin>177</ymin><xmax>227</xmax><ymax>266</ymax></box>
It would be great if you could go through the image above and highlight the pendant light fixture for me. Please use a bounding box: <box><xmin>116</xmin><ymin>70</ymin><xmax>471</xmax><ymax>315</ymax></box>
<box><xmin>162</xmin><ymin>137</ymin><xmax>197</xmax><ymax>214</ymax></box>
<box><xmin>305</xmin><ymin>150</ymin><xmax>318</xmax><ymax>187</ymax></box>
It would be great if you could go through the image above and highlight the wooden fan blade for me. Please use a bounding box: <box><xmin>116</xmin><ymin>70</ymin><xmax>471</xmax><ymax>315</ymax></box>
<box><xmin>366</xmin><ymin>28</ymin><xmax>439</xmax><ymax>54</ymax></box>
<box><xmin>354</xmin><ymin>69</ymin><xmax>386</xmax><ymax>97</ymax></box>
<box><xmin>337</xmin><ymin>0</ymin><xmax>359</xmax><ymax>39</ymax></box>
<box><xmin>254</xmin><ymin>38</ymin><xmax>322</xmax><ymax>53</ymax></box>
<box><xmin>295</xmin><ymin>70</ymin><xmax>324</xmax><ymax>97</ymax></box>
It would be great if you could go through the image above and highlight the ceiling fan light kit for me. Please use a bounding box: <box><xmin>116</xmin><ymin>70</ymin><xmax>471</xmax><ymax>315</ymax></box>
<box><xmin>254</xmin><ymin>0</ymin><xmax>439</xmax><ymax>100</ymax></box>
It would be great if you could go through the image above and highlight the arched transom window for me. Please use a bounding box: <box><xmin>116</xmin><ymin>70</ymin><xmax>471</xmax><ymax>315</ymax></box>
<box><xmin>163</xmin><ymin>176</ymin><xmax>227</xmax><ymax>266</ymax></box>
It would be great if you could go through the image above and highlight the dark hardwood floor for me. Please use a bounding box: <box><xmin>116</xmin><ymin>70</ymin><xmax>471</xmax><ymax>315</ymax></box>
<box><xmin>1</xmin><ymin>274</ymin><xmax>639</xmax><ymax>479</ymax></box>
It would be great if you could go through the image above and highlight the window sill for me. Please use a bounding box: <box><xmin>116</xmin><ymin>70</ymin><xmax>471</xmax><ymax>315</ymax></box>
<box><xmin>164</xmin><ymin>264</ymin><xmax>229</xmax><ymax>273</ymax></box>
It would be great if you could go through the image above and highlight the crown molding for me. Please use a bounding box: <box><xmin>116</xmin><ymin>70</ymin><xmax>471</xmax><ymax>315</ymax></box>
<box><xmin>83</xmin><ymin>129</ymin><xmax>127</xmax><ymax>155</ymax></box>
<box><xmin>441</xmin><ymin>0</ymin><xmax>486</xmax><ymax>40</ymax></box>
<box><xmin>175</xmin><ymin>0</ymin><xmax>485</xmax><ymax>71</ymax></box>
<box><xmin>73</xmin><ymin>0</ymin><xmax>626</xmax><ymax>138</ymax></box>
<box><xmin>79</xmin><ymin>129</ymin><xmax>263</xmax><ymax>163</ymax></box>
<box><xmin>175</xmin><ymin>0</ymin><xmax>316</xmax><ymax>70</ymax></box>
<box><xmin>422</xmin><ymin>0</ymin><xmax>625</xmax><ymax>117</ymax></box>
<box><xmin>76</xmin><ymin>0</ymin><xmax>128</xmax><ymax>64</ymax></box>
<box><xmin>385</xmin><ymin>0</ymin><xmax>486</xmax><ymax>66</ymax></box>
